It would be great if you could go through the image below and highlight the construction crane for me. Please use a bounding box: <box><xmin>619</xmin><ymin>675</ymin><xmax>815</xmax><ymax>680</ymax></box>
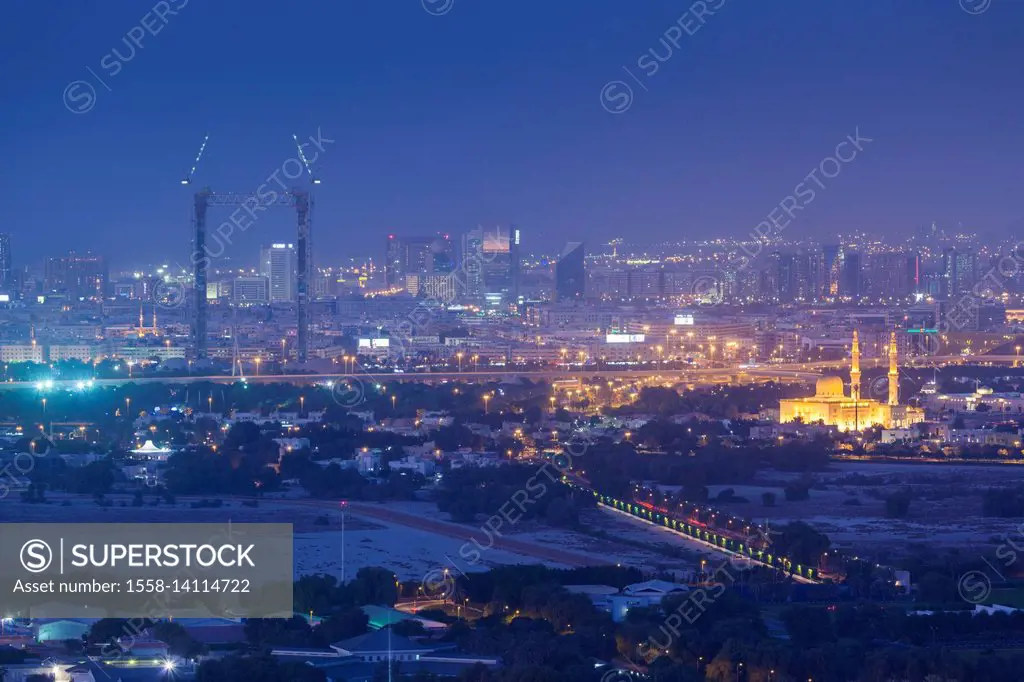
<box><xmin>182</xmin><ymin>134</ymin><xmax>317</xmax><ymax>364</ymax></box>
<box><xmin>181</xmin><ymin>133</ymin><xmax>209</xmax><ymax>185</ymax></box>
<box><xmin>293</xmin><ymin>134</ymin><xmax>321</xmax><ymax>184</ymax></box>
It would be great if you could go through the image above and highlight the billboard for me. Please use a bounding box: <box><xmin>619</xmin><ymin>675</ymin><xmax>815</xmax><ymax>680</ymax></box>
<box><xmin>606</xmin><ymin>333</ymin><xmax>645</xmax><ymax>344</ymax></box>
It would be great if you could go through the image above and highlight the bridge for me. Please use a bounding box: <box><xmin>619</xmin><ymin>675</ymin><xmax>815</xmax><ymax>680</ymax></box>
<box><xmin>1</xmin><ymin>354</ymin><xmax>1016</xmax><ymax>392</ymax></box>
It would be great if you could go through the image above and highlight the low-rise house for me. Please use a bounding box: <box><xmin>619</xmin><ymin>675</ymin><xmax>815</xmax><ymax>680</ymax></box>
<box><xmin>388</xmin><ymin>455</ymin><xmax>436</xmax><ymax>477</ymax></box>
<box><xmin>567</xmin><ymin>579</ymin><xmax>691</xmax><ymax>622</ymax></box>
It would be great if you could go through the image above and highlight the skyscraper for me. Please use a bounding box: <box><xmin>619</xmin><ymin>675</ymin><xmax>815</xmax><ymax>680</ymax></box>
<box><xmin>555</xmin><ymin>242</ymin><xmax>586</xmax><ymax>301</ymax></box>
<box><xmin>463</xmin><ymin>226</ymin><xmax>519</xmax><ymax>308</ymax></box>
<box><xmin>260</xmin><ymin>244</ymin><xmax>296</xmax><ymax>302</ymax></box>
<box><xmin>0</xmin><ymin>234</ymin><xmax>11</xmax><ymax>290</ymax></box>
<box><xmin>840</xmin><ymin>250</ymin><xmax>862</xmax><ymax>299</ymax></box>
<box><xmin>942</xmin><ymin>247</ymin><xmax>976</xmax><ymax>298</ymax></box>
<box><xmin>385</xmin><ymin>234</ymin><xmax>455</xmax><ymax>288</ymax></box>
<box><xmin>822</xmin><ymin>244</ymin><xmax>841</xmax><ymax>297</ymax></box>
<box><xmin>385</xmin><ymin>235</ymin><xmax>404</xmax><ymax>287</ymax></box>
<box><xmin>45</xmin><ymin>250</ymin><xmax>107</xmax><ymax>299</ymax></box>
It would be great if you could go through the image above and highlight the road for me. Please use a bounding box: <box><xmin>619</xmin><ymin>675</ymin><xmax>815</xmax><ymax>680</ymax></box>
<box><xmin>3</xmin><ymin>353</ymin><xmax>1012</xmax><ymax>392</ymax></box>
<box><xmin>340</xmin><ymin>501</ymin><xmax>603</xmax><ymax>570</ymax></box>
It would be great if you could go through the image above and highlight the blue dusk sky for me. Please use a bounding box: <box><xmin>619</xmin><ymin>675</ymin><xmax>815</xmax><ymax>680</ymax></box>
<box><xmin>1</xmin><ymin>0</ymin><xmax>1023</xmax><ymax>268</ymax></box>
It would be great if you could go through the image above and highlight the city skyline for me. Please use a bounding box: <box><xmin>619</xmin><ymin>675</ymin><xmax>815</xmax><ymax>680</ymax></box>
<box><xmin>3</xmin><ymin>0</ymin><xmax>1024</xmax><ymax>268</ymax></box>
<box><xmin>7</xmin><ymin>3</ymin><xmax>1024</xmax><ymax>681</ymax></box>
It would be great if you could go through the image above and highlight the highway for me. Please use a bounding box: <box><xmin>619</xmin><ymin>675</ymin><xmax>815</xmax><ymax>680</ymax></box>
<box><xmin>2</xmin><ymin>353</ymin><xmax>1012</xmax><ymax>392</ymax></box>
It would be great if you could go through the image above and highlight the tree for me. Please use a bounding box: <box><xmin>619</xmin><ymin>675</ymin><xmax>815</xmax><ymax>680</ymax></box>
<box><xmin>391</xmin><ymin>620</ymin><xmax>427</xmax><ymax>637</ymax></box>
<box><xmin>318</xmin><ymin>608</ymin><xmax>369</xmax><ymax>644</ymax></box>
<box><xmin>197</xmin><ymin>654</ymin><xmax>325</xmax><ymax>682</ymax></box>
<box><xmin>150</xmin><ymin>621</ymin><xmax>206</xmax><ymax>658</ymax></box>
<box><xmin>544</xmin><ymin>497</ymin><xmax>579</xmax><ymax>527</ymax></box>
<box><xmin>771</xmin><ymin>522</ymin><xmax>831</xmax><ymax>567</ymax></box>
<box><xmin>68</xmin><ymin>460</ymin><xmax>115</xmax><ymax>496</ymax></box>
<box><xmin>885</xmin><ymin>490</ymin><xmax>912</xmax><ymax>518</ymax></box>
<box><xmin>783</xmin><ymin>482</ymin><xmax>810</xmax><ymax>501</ymax></box>
<box><xmin>244</xmin><ymin>617</ymin><xmax>314</xmax><ymax>649</ymax></box>
<box><xmin>87</xmin><ymin>618</ymin><xmax>146</xmax><ymax>647</ymax></box>
<box><xmin>348</xmin><ymin>567</ymin><xmax>399</xmax><ymax>606</ymax></box>
<box><xmin>781</xmin><ymin>606</ymin><xmax>835</xmax><ymax>647</ymax></box>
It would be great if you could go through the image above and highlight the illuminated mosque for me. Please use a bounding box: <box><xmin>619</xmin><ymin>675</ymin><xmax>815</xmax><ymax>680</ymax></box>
<box><xmin>779</xmin><ymin>330</ymin><xmax>925</xmax><ymax>431</ymax></box>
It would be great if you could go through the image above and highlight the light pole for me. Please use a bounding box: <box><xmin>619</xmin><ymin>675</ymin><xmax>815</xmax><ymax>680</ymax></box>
<box><xmin>340</xmin><ymin>500</ymin><xmax>347</xmax><ymax>582</ymax></box>
<box><xmin>483</xmin><ymin>393</ymin><xmax>491</xmax><ymax>414</ymax></box>
<box><xmin>472</xmin><ymin>354</ymin><xmax>479</xmax><ymax>372</ymax></box>
<box><xmin>208</xmin><ymin>395</ymin><xmax>213</xmax><ymax>413</ymax></box>
<box><xmin>300</xmin><ymin>396</ymin><xmax>305</xmax><ymax>416</ymax></box>
<box><xmin>125</xmin><ymin>397</ymin><xmax>132</xmax><ymax>417</ymax></box>
<box><xmin>254</xmin><ymin>356</ymin><xmax>261</xmax><ymax>377</ymax></box>
<box><xmin>456</xmin><ymin>352</ymin><xmax>464</xmax><ymax>373</ymax></box>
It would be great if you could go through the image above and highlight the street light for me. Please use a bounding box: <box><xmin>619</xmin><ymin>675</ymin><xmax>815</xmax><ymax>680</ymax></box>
<box><xmin>483</xmin><ymin>393</ymin><xmax>491</xmax><ymax>414</ymax></box>
<box><xmin>254</xmin><ymin>356</ymin><xmax>261</xmax><ymax>376</ymax></box>
<box><xmin>456</xmin><ymin>352</ymin><xmax>464</xmax><ymax>372</ymax></box>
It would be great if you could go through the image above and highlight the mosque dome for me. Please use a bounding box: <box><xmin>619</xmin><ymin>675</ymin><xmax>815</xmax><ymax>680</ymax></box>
<box><xmin>815</xmin><ymin>376</ymin><xmax>845</xmax><ymax>398</ymax></box>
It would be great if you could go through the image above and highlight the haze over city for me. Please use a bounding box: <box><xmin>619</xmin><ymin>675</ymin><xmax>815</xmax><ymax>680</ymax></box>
<box><xmin>3</xmin><ymin>2</ymin><xmax>1024</xmax><ymax>682</ymax></box>
<box><xmin>4</xmin><ymin>0</ymin><xmax>1024</xmax><ymax>266</ymax></box>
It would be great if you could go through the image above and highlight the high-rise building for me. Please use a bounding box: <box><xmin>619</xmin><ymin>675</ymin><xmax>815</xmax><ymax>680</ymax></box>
<box><xmin>45</xmin><ymin>250</ymin><xmax>107</xmax><ymax>299</ymax></box>
<box><xmin>0</xmin><ymin>234</ymin><xmax>11</xmax><ymax>290</ymax></box>
<box><xmin>385</xmin><ymin>235</ymin><xmax>404</xmax><ymax>287</ymax></box>
<box><xmin>260</xmin><ymin>244</ymin><xmax>296</xmax><ymax>302</ymax></box>
<box><xmin>510</xmin><ymin>226</ymin><xmax>522</xmax><ymax>306</ymax></box>
<box><xmin>822</xmin><ymin>244</ymin><xmax>841</xmax><ymax>297</ymax></box>
<box><xmin>839</xmin><ymin>250</ymin><xmax>862</xmax><ymax>299</ymax></box>
<box><xmin>385</xmin><ymin>234</ymin><xmax>455</xmax><ymax>289</ymax></box>
<box><xmin>866</xmin><ymin>251</ymin><xmax>917</xmax><ymax>299</ymax></box>
<box><xmin>942</xmin><ymin>247</ymin><xmax>976</xmax><ymax>298</ymax></box>
<box><xmin>232</xmin><ymin>276</ymin><xmax>269</xmax><ymax>305</ymax></box>
<box><xmin>556</xmin><ymin>242</ymin><xmax>586</xmax><ymax>301</ymax></box>
<box><xmin>463</xmin><ymin>226</ymin><xmax>519</xmax><ymax>308</ymax></box>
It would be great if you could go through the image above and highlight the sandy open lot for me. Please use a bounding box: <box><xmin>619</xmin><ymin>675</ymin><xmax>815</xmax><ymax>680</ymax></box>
<box><xmin>704</xmin><ymin>461</ymin><xmax>1024</xmax><ymax>557</ymax></box>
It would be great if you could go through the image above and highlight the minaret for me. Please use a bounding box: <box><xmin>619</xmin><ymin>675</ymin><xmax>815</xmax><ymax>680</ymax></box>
<box><xmin>888</xmin><ymin>331</ymin><xmax>899</xmax><ymax>406</ymax></box>
<box><xmin>138</xmin><ymin>303</ymin><xmax>145</xmax><ymax>338</ymax></box>
<box><xmin>152</xmin><ymin>305</ymin><xmax>158</xmax><ymax>335</ymax></box>
<box><xmin>850</xmin><ymin>329</ymin><xmax>861</xmax><ymax>401</ymax></box>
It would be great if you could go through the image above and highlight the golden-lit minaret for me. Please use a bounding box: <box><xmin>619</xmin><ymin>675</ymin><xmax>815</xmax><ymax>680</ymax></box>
<box><xmin>888</xmin><ymin>331</ymin><xmax>899</xmax><ymax>406</ymax></box>
<box><xmin>152</xmin><ymin>305</ymin><xmax>158</xmax><ymax>335</ymax></box>
<box><xmin>138</xmin><ymin>302</ymin><xmax>145</xmax><ymax>338</ymax></box>
<box><xmin>850</xmin><ymin>329</ymin><xmax>861</xmax><ymax>401</ymax></box>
